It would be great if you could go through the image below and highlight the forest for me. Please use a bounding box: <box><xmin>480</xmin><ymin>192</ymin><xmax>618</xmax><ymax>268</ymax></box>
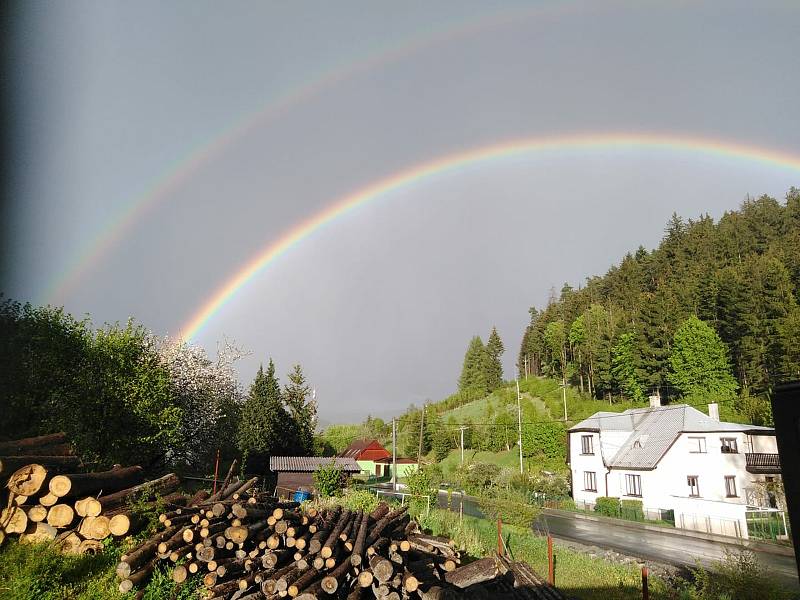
<box><xmin>516</xmin><ymin>189</ymin><xmax>800</xmax><ymax>424</ymax></box>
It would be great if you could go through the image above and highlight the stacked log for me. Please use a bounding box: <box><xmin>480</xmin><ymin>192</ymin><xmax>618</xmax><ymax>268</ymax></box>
<box><xmin>117</xmin><ymin>497</ymin><xmax>558</xmax><ymax>599</ymax></box>
<box><xmin>0</xmin><ymin>433</ymin><xmax>183</xmax><ymax>551</ymax></box>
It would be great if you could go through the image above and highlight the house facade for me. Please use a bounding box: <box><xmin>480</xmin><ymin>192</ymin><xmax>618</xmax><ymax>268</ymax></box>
<box><xmin>568</xmin><ymin>398</ymin><xmax>782</xmax><ymax>539</ymax></box>
<box><xmin>338</xmin><ymin>439</ymin><xmax>391</xmax><ymax>476</ymax></box>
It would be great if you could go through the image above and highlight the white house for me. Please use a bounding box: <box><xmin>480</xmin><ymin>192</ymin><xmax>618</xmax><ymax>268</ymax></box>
<box><xmin>567</xmin><ymin>397</ymin><xmax>782</xmax><ymax>539</ymax></box>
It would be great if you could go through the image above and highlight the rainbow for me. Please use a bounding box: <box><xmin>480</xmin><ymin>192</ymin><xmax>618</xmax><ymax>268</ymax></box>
<box><xmin>180</xmin><ymin>132</ymin><xmax>800</xmax><ymax>340</ymax></box>
<box><xmin>44</xmin><ymin>1</ymin><xmax>592</xmax><ymax>304</ymax></box>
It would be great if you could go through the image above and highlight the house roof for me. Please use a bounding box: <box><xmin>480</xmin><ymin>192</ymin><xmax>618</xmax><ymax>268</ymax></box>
<box><xmin>269</xmin><ymin>456</ymin><xmax>361</xmax><ymax>473</ymax></box>
<box><xmin>338</xmin><ymin>439</ymin><xmax>390</xmax><ymax>461</ymax></box>
<box><xmin>570</xmin><ymin>404</ymin><xmax>773</xmax><ymax>470</ymax></box>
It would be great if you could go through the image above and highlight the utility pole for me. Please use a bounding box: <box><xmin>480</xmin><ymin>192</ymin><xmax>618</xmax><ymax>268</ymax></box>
<box><xmin>523</xmin><ymin>356</ymin><xmax>529</xmax><ymax>379</ymax></box>
<box><xmin>417</xmin><ymin>405</ymin><xmax>425</xmax><ymax>465</ymax></box>
<box><xmin>458</xmin><ymin>426</ymin><xmax>470</xmax><ymax>465</ymax></box>
<box><xmin>392</xmin><ymin>418</ymin><xmax>397</xmax><ymax>491</ymax></box>
<box><xmin>516</xmin><ymin>377</ymin><xmax>523</xmax><ymax>474</ymax></box>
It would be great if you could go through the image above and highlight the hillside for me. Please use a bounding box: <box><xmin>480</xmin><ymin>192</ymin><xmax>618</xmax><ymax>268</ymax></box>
<box><xmin>518</xmin><ymin>190</ymin><xmax>800</xmax><ymax>424</ymax></box>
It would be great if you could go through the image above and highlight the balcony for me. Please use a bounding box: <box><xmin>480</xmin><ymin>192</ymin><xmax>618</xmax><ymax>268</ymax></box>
<box><xmin>745</xmin><ymin>452</ymin><xmax>781</xmax><ymax>474</ymax></box>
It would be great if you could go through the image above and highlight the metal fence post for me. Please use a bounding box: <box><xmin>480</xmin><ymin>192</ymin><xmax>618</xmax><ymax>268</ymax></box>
<box><xmin>547</xmin><ymin>535</ymin><xmax>554</xmax><ymax>585</ymax></box>
<box><xmin>642</xmin><ymin>565</ymin><xmax>649</xmax><ymax>600</ymax></box>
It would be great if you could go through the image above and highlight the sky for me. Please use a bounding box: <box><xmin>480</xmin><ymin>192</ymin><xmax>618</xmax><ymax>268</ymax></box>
<box><xmin>3</xmin><ymin>0</ymin><xmax>800</xmax><ymax>423</ymax></box>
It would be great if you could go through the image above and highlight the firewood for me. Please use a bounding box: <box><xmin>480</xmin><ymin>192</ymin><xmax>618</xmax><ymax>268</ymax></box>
<box><xmin>119</xmin><ymin>559</ymin><xmax>157</xmax><ymax>593</ymax></box>
<box><xmin>74</xmin><ymin>496</ymin><xmax>102</xmax><ymax>517</ymax></box>
<box><xmin>117</xmin><ymin>524</ymin><xmax>181</xmax><ymax>578</ymax></box>
<box><xmin>19</xmin><ymin>521</ymin><xmax>57</xmax><ymax>544</ymax></box>
<box><xmin>0</xmin><ymin>433</ymin><xmax>68</xmax><ymax>453</ymax></box>
<box><xmin>39</xmin><ymin>492</ymin><xmax>59</xmax><ymax>507</ymax></box>
<box><xmin>443</xmin><ymin>556</ymin><xmax>498</xmax><ymax>588</ymax></box>
<box><xmin>1</xmin><ymin>456</ymin><xmax>81</xmax><ymax>479</ymax></box>
<box><xmin>78</xmin><ymin>515</ymin><xmax>111</xmax><ymax>539</ymax></box>
<box><xmin>366</xmin><ymin>506</ymin><xmax>408</xmax><ymax>548</ymax></box>
<box><xmin>321</xmin><ymin>509</ymin><xmax>351</xmax><ymax>558</ymax></box>
<box><xmin>23</xmin><ymin>504</ymin><xmax>48</xmax><ymax>523</ymax></box>
<box><xmin>0</xmin><ymin>506</ymin><xmax>27</xmax><ymax>533</ymax></box>
<box><xmin>79</xmin><ymin>539</ymin><xmax>104</xmax><ymax>554</ymax></box>
<box><xmin>49</xmin><ymin>465</ymin><xmax>145</xmax><ymax>498</ymax></box>
<box><xmin>287</xmin><ymin>567</ymin><xmax>320</xmax><ymax>597</ymax></box>
<box><xmin>46</xmin><ymin>504</ymin><xmax>74</xmax><ymax>528</ymax></box>
<box><xmin>98</xmin><ymin>473</ymin><xmax>180</xmax><ymax>511</ymax></box>
<box><xmin>5</xmin><ymin>464</ymin><xmax>49</xmax><ymax>496</ymax></box>
<box><xmin>320</xmin><ymin>556</ymin><xmax>352</xmax><ymax>594</ymax></box>
<box><xmin>207</xmin><ymin>460</ymin><xmax>238</xmax><ymax>503</ymax></box>
<box><xmin>56</xmin><ymin>531</ymin><xmax>82</xmax><ymax>554</ymax></box>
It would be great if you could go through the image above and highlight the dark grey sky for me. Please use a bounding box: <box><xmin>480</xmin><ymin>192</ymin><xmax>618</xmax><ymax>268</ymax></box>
<box><xmin>5</xmin><ymin>1</ymin><xmax>800</xmax><ymax>422</ymax></box>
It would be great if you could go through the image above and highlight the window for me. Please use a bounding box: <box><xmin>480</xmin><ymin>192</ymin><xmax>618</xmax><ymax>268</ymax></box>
<box><xmin>720</xmin><ymin>438</ymin><xmax>738</xmax><ymax>454</ymax></box>
<box><xmin>725</xmin><ymin>476</ymin><xmax>738</xmax><ymax>497</ymax></box>
<box><xmin>581</xmin><ymin>435</ymin><xmax>594</xmax><ymax>455</ymax></box>
<box><xmin>687</xmin><ymin>475</ymin><xmax>700</xmax><ymax>497</ymax></box>
<box><xmin>625</xmin><ymin>474</ymin><xmax>642</xmax><ymax>497</ymax></box>
<box><xmin>583</xmin><ymin>471</ymin><xmax>597</xmax><ymax>492</ymax></box>
<box><xmin>688</xmin><ymin>437</ymin><xmax>707</xmax><ymax>453</ymax></box>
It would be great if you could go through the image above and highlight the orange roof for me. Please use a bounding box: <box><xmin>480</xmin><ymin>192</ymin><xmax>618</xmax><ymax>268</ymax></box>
<box><xmin>338</xmin><ymin>439</ymin><xmax>390</xmax><ymax>461</ymax></box>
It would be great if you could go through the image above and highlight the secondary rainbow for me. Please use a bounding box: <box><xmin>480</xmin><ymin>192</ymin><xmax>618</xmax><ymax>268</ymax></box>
<box><xmin>44</xmin><ymin>1</ymin><xmax>589</xmax><ymax>304</ymax></box>
<box><xmin>180</xmin><ymin>132</ymin><xmax>800</xmax><ymax>340</ymax></box>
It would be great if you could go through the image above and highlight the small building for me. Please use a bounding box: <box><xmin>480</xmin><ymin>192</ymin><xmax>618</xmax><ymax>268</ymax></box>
<box><xmin>373</xmin><ymin>456</ymin><xmax>418</xmax><ymax>479</ymax></box>
<box><xmin>338</xmin><ymin>439</ymin><xmax>391</xmax><ymax>476</ymax></box>
<box><xmin>269</xmin><ymin>456</ymin><xmax>361</xmax><ymax>498</ymax></box>
<box><xmin>568</xmin><ymin>396</ymin><xmax>781</xmax><ymax>539</ymax></box>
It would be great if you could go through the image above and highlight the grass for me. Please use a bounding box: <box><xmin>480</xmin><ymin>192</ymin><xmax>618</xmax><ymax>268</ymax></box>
<box><xmin>417</xmin><ymin>509</ymin><xmax>676</xmax><ymax>600</ymax></box>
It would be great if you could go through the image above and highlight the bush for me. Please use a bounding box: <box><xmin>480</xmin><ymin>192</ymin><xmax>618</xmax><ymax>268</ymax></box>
<box><xmin>339</xmin><ymin>489</ymin><xmax>380</xmax><ymax>513</ymax></box>
<box><xmin>594</xmin><ymin>496</ymin><xmax>621</xmax><ymax>517</ymax></box>
<box><xmin>405</xmin><ymin>467</ymin><xmax>435</xmax><ymax>514</ymax></box>
<box><xmin>477</xmin><ymin>494</ymin><xmax>540</xmax><ymax>528</ymax></box>
<box><xmin>689</xmin><ymin>549</ymin><xmax>794</xmax><ymax>600</ymax></box>
<box><xmin>619</xmin><ymin>499</ymin><xmax>644</xmax><ymax>521</ymax></box>
<box><xmin>313</xmin><ymin>464</ymin><xmax>345</xmax><ymax>497</ymax></box>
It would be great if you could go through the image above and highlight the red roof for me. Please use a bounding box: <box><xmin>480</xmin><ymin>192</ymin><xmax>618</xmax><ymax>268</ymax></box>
<box><xmin>374</xmin><ymin>457</ymin><xmax>417</xmax><ymax>464</ymax></box>
<box><xmin>338</xmin><ymin>439</ymin><xmax>390</xmax><ymax>461</ymax></box>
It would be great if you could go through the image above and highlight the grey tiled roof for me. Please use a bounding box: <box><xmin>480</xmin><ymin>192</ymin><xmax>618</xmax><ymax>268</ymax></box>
<box><xmin>269</xmin><ymin>456</ymin><xmax>361</xmax><ymax>472</ymax></box>
<box><xmin>570</xmin><ymin>404</ymin><xmax>773</xmax><ymax>470</ymax></box>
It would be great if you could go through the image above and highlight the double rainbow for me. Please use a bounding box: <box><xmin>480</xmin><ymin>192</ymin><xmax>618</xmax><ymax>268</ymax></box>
<box><xmin>179</xmin><ymin>132</ymin><xmax>800</xmax><ymax>340</ymax></box>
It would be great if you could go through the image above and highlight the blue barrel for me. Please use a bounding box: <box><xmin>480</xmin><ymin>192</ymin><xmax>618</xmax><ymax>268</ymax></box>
<box><xmin>292</xmin><ymin>490</ymin><xmax>311</xmax><ymax>502</ymax></box>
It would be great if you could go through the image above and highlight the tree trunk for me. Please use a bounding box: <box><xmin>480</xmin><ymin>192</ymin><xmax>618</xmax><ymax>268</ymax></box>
<box><xmin>98</xmin><ymin>473</ymin><xmax>180</xmax><ymax>511</ymax></box>
<box><xmin>0</xmin><ymin>433</ymin><xmax>68</xmax><ymax>453</ymax></box>
<box><xmin>444</xmin><ymin>556</ymin><xmax>498</xmax><ymax>588</ymax></box>
<box><xmin>0</xmin><ymin>456</ymin><xmax>80</xmax><ymax>476</ymax></box>
<box><xmin>49</xmin><ymin>465</ymin><xmax>145</xmax><ymax>498</ymax></box>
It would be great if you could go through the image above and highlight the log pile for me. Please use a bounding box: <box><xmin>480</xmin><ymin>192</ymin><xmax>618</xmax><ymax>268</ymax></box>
<box><xmin>118</xmin><ymin>495</ymin><xmax>562</xmax><ymax>599</ymax></box>
<box><xmin>0</xmin><ymin>433</ymin><xmax>181</xmax><ymax>552</ymax></box>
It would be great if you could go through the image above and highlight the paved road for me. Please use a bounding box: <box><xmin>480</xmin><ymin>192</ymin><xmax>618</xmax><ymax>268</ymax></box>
<box><xmin>536</xmin><ymin>511</ymin><xmax>799</xmax><ymax>586</ymax></box>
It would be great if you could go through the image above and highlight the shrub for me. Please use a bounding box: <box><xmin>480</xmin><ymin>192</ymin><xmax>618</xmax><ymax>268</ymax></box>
<box><xmin>594</xmin><ymin>496</ymin><xmax>621</xmax><ymax>517</ymax></box>
<box><xmin>405</xmin><ymin>467</ymin><xmax>435</xmax><ymax>513</ymax></box>
<box><xmin>477</xmin><ymin>494</ymin><xmax>540</xmax><ymax>528</ymax></box>
<box><xmin>339</xmin><ymin>489</ymin><xmax>380</xmax><ymax>513</ymax></box>
<box><xmin>619</xmin><ymin>499</ymin><xmax>644</xmax><ymax>521</ymax></box>
<box><xmin>313</xmin><ymin>464</ymin><xmax>345</xmax><ymax>497</ymax></box>
<box><xmin>690</xmin><ymin>549</ymin><xmax>794</xmax><ymax>600</ymax></box>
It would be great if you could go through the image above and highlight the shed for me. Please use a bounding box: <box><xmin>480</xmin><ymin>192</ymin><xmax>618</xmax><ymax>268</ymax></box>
<box><xmin>269</xmin><ymin>456</ymin><xmax>361</xmax><ymax>498</ymax></box>
<box><xmin>373</xmin><ymin>456</ymin><xmax>418</xmax><ymax>479</ymax></box>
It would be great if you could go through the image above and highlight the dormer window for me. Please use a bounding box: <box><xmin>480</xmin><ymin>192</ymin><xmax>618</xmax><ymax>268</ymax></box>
<box><xmin>633</xmin><ymin>440</ymin><xmax>642</xmax><ymax>449</ymax></box>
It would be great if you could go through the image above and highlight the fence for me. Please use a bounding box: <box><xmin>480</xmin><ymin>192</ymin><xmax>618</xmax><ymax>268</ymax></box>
<box><xmin>746</xmin><ymin>508</ymin><xmax>790</xmax><ymax>541</ymax></box>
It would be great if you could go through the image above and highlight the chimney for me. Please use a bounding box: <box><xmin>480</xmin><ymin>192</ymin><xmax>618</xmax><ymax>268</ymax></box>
<box><xmin>708</xmin><ymin>403</ymin><xmax>720</xmax><ymax>421</ymax></box>
<box><xmin>649</xmin><ymin>393</ymin><xmax>661</xmax><ymax>408</ymax></box>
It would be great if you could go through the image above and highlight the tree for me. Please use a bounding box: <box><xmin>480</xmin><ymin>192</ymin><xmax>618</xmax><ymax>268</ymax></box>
<box><xmin>485</xmin><ymin>327</ymin><xmax>505</xmax><ymax>390</ymax></box>
<box><xmin>313</xmin><ymin>463</ymin><xmax>344</xmax><ymax>497</ymax></box>
<box><xmin>668</xmin><ymin>317</ymin><xmax>738</xmax><ymax>402</ymax></box>
<box><xmin>238</xmin><ymin>359</ymin><xmax>293</xmax><ymax>459</ymax></box>
<box><xmin>458</xmin><ymin>336</ymin><xmax>490</xmax><ymax>395</ymax></box>
<box><xmin>543</xmin><ymin>320</ymin><xmax>568</xmax><ymax>381</ymax></box>
<box><xmin>283</xmin><ymin>364</ymin><xmax>317</xmax><ymax>455</ymax></box>
<box><xmin>611</xmin><ymin>332</ymin><xmax>645</xmax><ymax>402</ymax></box>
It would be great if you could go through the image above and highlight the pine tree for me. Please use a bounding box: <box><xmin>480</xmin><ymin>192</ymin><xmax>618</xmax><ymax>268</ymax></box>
<box><xmin>238</xmin><ymin>359</ymin><xmax>292</xmax><ymax>457</ymax></box>
<box><xmin>668</xmin><ymin>317</ymin><xmax>738</xmax><ymax>402</ymax></box>
<box><xmin>283</xmin><ymin>364</ymin><xmax>317</xmax><ymax>455</ymax></box>
<box><xmin>485</xmin><ymin>327</ymin><xmax>505</xmax><ymax>390</ymax></box>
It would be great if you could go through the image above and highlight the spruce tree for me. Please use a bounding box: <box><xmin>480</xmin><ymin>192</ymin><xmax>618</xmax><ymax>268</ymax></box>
<box><xmin>668</xmin><ymin>317</ymin><xmax>738</xmax><ymax>402</ymax></box>
<box><xmin>283</xmin><ymin>364</ymin><xmax>317</xmax><ymax>455</ymax></box>
<box><xmin>458</xmin><ymin>336</ymin><xmax>489</xmax><ymax>395</ymax></box>
<box><xmin>485</xmin><ymin>327</ymin><xmax>505</xmax><ymax>390</ymax></box>
<box><xmin>238</xmin><ymin>359</ymin><xmax>291</xmax><ymax>457</ymax></box>
<box><xmin>611</xmin><ymin>332</ymin><xmax>645</xmax><ymax>402</ymax></box>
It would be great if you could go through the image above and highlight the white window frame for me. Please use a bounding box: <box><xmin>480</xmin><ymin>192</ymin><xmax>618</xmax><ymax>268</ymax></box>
<box><xmin>688</xmin><ymin>436</ymin><xmax>707</xmax><ymax>453</ymax></box>
<box><xmin>581</xmin><ymin>435</ymin><xmax>594</xmax><ymax>455</ymax></box>
<box><xmin>583</xmin><ymin>471</ymin><xmax>597</xmax><ymax>492</ymax></box>
<box><xmin>624</xmin><ymin>474</ymin><xmax>642</xmax><ymax>497</ymax></box>
<box><xmin>720</xmin><ymin>438</ymin><xmax>738</xmax><ymax>454</ymax></box>
<box><xmin>687</xmin><ymin>475</ymin><xmax>700</xmax><ymax>497</ymax></box>
<box><xmin>725</xmin><ymin>475</ymin><xmax>738</xmax><ymax>498</ymax></box>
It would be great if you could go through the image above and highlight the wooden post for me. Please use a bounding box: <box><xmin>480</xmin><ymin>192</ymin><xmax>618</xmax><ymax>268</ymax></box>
<box><xmin>547</xmin><ymin>535</ymin><xmax>554</xmax><ymax>585</ymax></box>
<box><xmin>212</xmin><ymin>449</ymin><xmax>221</xmax><ymax>496</ymax></box>
<box><xmin>641</xmin><ymin>565</ymin><xmax>649</xmax><ymax>600</ymax></box>
<box><xmin>495</xmin><ymin>518</ymin><xmax>501</xmax><ymax>555</ymax></box>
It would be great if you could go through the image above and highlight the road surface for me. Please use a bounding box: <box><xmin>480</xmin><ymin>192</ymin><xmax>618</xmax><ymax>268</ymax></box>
<box><xmin>536</xmin><ymin>510</ymin><xmax>798</xmax><ymax>586</ymax></box>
